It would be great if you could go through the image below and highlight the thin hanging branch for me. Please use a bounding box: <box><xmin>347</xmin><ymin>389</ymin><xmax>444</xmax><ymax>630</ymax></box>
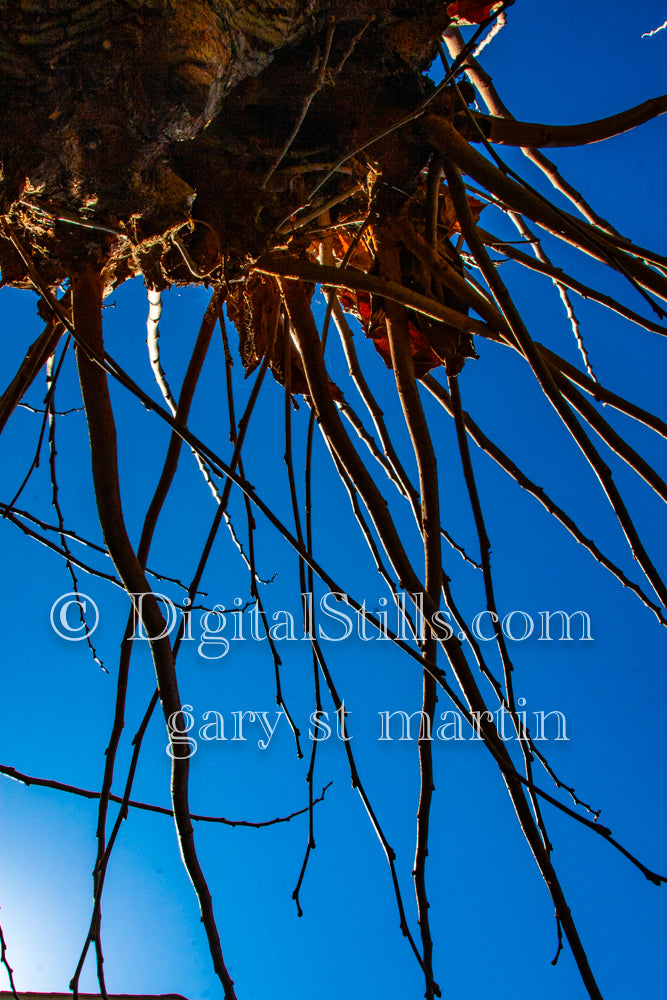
<box><xmin>46</xmin><ymin>352</ymin><xmax>105</xmax><ymax>670</ymax></box>
<box><xmin>449</xmin><ymin>373</ymin><xmax>553</xmax><ymax>860</ymax></box>
<box><xmin>0</xmin><ymin>920</ymin><xmax>20</xmax><ymax>1000</ymax></box>
<box><xmin>420</xmin><ymin>376</ymin><xmax>667</xmax><ymax>625</ymax></box>
<box><xmin>539</xmin><ymin>344</ymin><xmax>667</xmax><ymax>438</ymax></box>
<box><xmin>441</xmin><ymin>158</ymin><xmax>667</xmax><ymax>613</ymax></box>
<box><xmin>72</xmin><ymin>268</ymin><xmax>237</xmax><ymax>1000</ymax></box>
<box><xmin>70</xmin><ymin>293</ymin><xmax>220</xmax><ymax>995</ymax></box>
<box><xmin>221</xmin><ymin>305</ymin><xmax>302</xmax><ymax>757</ymax></box>
<box><xmin>375</xmin><ymin>224</ymin><xmax>442</xmax><ymax>1000</ymax></box>
<box><xmin>507</xmin><ymin>212</ymin><xmax>596</xmax><ymax>380</ymax></box>
<box><xmin>475</xmin><ymin>224</ymin><xmax>667</xmax><ymax>336</ymax></box>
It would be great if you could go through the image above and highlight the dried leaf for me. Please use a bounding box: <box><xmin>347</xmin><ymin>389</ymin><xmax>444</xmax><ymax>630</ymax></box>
<box><xmin>228</xmin><ymin>273</ymin><xmax>342</xmax><ymax>400</ymax></box>
<box><xmin>339</xmin><ymin>280</ymin><xmax>478</xmax><ymax>378</ymax></box>
<box><xmin>370</xmin><ymin>305</ymin><xmax>444</xmax><ymax>378</ymax></box>
<box><xmin>339</xmin><ymin>289</ymin><xmax>443</xmax><ymax>378</ymax></box>
<box><xmin>439</xmin><ymin>187</ymin><xmax>487</xmax><ymax>237</ymax></box>
<box><xmin>227</xmin><ymin>273</ymin><xmax>282</xmax><ymax>376</ymax></box>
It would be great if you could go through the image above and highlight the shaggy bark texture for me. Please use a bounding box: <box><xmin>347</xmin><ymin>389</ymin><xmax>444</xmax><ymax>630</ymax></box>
<box><xmin>0</xmin><ymin>0</ymin><xmax>454</xmax><ymax>288</ymax></box>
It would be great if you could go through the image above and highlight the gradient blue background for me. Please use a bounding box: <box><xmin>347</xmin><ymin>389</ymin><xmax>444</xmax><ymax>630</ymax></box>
<box><xmin>0</xmin><ymin>2</ymin><xmax>665</xmax><ymax>997</ymax></box>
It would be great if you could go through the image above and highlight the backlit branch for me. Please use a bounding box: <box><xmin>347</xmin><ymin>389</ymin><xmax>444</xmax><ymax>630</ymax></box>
<box><xmin>72</xmin><ymin>269</ymin><xmax>237</xmax><ymax>1000</ymax></box>
<box><xmin>472</xmin><ymin>95</ymin><xmax>667</xmax><ymax>147</ymax></box>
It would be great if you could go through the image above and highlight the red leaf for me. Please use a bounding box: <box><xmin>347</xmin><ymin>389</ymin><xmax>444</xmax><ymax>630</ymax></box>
<box><xmin>447</xmin><ymin>1</ymin><xmax>503</xmax><ymax>25</ymax></box>
<box><xmin>371</xmin><ymin>317</ymin><xmax>442</xmax><ymax>378</ymax></box>
<box><xmin>339</xmin><ymin>289</ymin><xmax>446</xmax><ymax>377</ymax></box>
<box><xmin>339</xmin><ymin>289</ymin><xmax>372</xmax><ymax>326</ymax></box>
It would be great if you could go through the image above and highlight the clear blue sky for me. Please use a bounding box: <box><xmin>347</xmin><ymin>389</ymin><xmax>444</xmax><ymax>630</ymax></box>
<box><xmin>0</xmin><ymin>2</ymin><xmax>665</xmax><ymax>998</ymax></box>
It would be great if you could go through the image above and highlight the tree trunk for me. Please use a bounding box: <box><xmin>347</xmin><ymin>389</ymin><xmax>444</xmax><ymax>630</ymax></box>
<box><xmin>0</xmin><ymin>0</ymin><xmax>452</xmax><ymax>288</ymax></box>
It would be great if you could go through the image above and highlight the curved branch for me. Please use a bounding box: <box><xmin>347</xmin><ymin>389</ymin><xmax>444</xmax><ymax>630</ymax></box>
<box><xmin>473</xmin><ymin>95</ymin><xmax>667</xmax><ymax>147</ymax></box>
<box><xmin>72</xmin><ymin>269</ymin><xmax>237</xmax><ymax>1000</ymax></box>
<box><xmin>0</xmin><ymin>763</ymin><xmax>331</xmax><ymax>829</ymax></box>
<box><xmin>427</xmin><ymin>116</ymin><xmax>667</xmax><ymax>307</ymax></box>
<box><xmin>443</xmin><ymin>26</ymin><xmax>619</xmax><ymax>233</ymax></box>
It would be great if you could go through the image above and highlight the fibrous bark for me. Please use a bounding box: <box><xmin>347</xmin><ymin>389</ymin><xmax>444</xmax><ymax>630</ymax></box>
<box><xmin>0</xmin><ymin>0</ymin><xmax>453</xmax><ymax>288</ymax></box>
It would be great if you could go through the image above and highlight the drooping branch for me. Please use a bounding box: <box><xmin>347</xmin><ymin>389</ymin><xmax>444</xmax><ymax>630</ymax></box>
<box><xmin>375</xmin><ymin>224</ymin><xmax>442</xmax><ymax>999</ymax></box>
<box><xmin>0</xmin><ymin>310</ymin><xmax>65</xmax><ymax>434</ymax></box>
<box><xmin>0</xmin><ymin>920</ymin><xmax>20</xmax><ymax>1000</ymax></box>
<box><xmin>538</xmin><ymin>345</ymin><xmax>667</xmax><ymax>438</ymax></box>
<box><xmin>442</xmin><ymin>157</ymin><xmax>667</xmax><ymax>613</ymax></box>
<box><xmin>476</xmin><ymin>225</ymin><xmax>667</xmax><ymax>337</ymax></box>
<box><xmin>0</xmin><ymin>763</ymin><xmax>331</xmax><ymax>829</ymax></box>
<box><xmin>427</xmin><ymin>116</ymin><xmax>667</xmax><ymax>308</ymax></box>
<box><xmin>420</xmin><ymin>376</ymin><xmax>667</xmax><ymax>626</ymax></box>
<box><xmin>449</xmin><ymin>373</ymin><xmax>553</xmax><ymax>860</ymax></box>
<box><xmin>507</xmin><ymin>211</ymin><xmax>595</xmax><ymax>379</ymax></box>
<box><xmin>553</xmin><ymin>374</ymin><xmax>667</xmax><ymax>506</ymax></box>
<box><xmin>46</xmin><ymin>351</ymin><xmax>104</xmax><ymax>671</ymax></box>
<box><xmin>72</xmin><ymin>267</ymin><xmax>237</xmax><ymax>1000</ymax></box>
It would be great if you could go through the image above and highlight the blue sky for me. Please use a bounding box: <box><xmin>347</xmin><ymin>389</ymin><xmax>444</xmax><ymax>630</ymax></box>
<box><xmin>0</xmin><ymin>2</ymin><xmax>666</xmax><ymax>998</ymax></box>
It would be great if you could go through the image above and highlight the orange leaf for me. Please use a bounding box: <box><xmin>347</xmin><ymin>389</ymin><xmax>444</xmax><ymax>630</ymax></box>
<box><xmin>440</xmin><ymin>186</ymin><xmax>487</xmax><ymax>237</ymax></box>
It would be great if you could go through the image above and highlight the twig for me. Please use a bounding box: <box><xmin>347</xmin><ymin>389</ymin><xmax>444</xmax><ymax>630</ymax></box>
<box><xmin>0</xmin><ymin>764</ymin><xmax>331</xmax><ymax>828</ymax></box>
<box><xmin>420</xmin><ymin>377</ymin><xmax>667</xmax><ymax>626</ymax></box>
<box><xmin>475</xmin><ymin>225</ymin><xmax>667</xmax><ymax>337</ymax></box>
<box><xmin>72</xmin><ymin>269</ymin><xmax>237</xmax><ymax>1000</ymax></box>
<box><xmin>262</xmin><ymin>19</ymin><xmax>336</xmax><ymax>188</ymax></box>
<box><xmin>5</xmin><ymin>334</ymin><xmax>71</xmax><ymax>511</ymax></box>
<box><xmin>0</xmin><ymin>919</ymin><xmax>20</xmax><ymax>1000</ymax></box>
<box><xmin>449</xmin><ymin>374</ymin><xmax>552</xmax><ymax>856</ymax></box>
<box><xmin>508</xmin><ymin>213</ymin><xmax>596</xmax><ymax>380</ymax></box>
<box><xmin>46</xmin><ymin>353</ymin><xmax>105</xmax><ymax>670</ymax></box>
<box><xmin>0</xmin><ymin>310</ymin><xmax>65</xmax><ymax>434</ymax></box>
<box><xmin>0</xmin><ymin>502</ymin><xmax>197</xmax><ymax>592</ymax></box>
<box><xmin>220</xmin><ymin>306</ymin><xmax>302</xmax><ymax>756</ymax></box>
